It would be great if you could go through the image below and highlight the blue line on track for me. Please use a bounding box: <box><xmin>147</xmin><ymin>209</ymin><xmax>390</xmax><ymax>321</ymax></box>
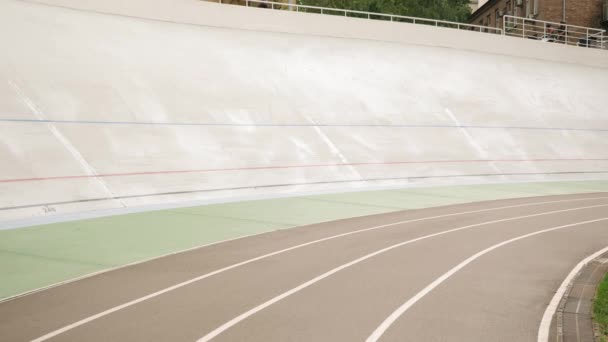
<box><xmin>1</xmin><ymin>118</ymin><xmax>607</xmax><ymax>132</ymax></box>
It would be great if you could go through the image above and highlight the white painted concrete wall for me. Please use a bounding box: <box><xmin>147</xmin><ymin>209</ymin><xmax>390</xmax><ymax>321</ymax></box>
<box><xmin>1</xmin><ymin>0</ymin><xmax>607</xmax><ymax>221</ymax></box>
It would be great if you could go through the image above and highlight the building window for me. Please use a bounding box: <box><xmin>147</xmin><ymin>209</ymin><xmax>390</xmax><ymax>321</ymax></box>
<box><xmin>487</xmin><ymin>14</ymin><xmax>491</xmax><ymax>27</ymax></box>
<box><xmin>506</xmin><ymin>0</ymin><xmax>511</xmax><ymax>14</ymax></box>
<box><xmin>495</xmin><ymin>9</ymin><xmax>500</xmax><ymax>27</ymax></box>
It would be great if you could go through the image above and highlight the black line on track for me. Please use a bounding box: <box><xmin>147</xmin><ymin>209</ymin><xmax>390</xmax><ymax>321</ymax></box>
<box><xmin>2</xmin><ymin>170</ymin><xmax>608</xmax><ymax>212</ymax></box>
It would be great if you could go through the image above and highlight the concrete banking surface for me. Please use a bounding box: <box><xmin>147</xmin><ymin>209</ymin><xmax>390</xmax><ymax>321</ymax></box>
<box><xmin>0</xmin><ymin>0</ymin><xmax>607</xmax><ymax>222</ymax></box>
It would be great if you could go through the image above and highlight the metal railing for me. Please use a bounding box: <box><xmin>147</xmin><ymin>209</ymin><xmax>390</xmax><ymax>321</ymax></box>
<box><xmin>213</xmin><ymin>0</ymin><xmax>608</xmax><ymax>49</ymax></box>
<box><xmin>503</xmin><ymin>15</ymin><xmax>606</xmax><ymax>49</ymax></box>
<box><xmin>214</xmin><ymin>0</ymin><xmax>503</xmax><ymax>34</ymax></box>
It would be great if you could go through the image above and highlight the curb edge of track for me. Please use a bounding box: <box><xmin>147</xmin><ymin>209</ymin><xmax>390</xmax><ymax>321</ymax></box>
<box><xmin>551</xmin><ymin>252</ymin><xmax>608</xmax><ymax>342</ymax></box>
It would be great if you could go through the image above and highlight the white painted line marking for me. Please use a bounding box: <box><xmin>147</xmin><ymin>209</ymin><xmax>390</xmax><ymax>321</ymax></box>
<box><xmin>197</xmin><ymin>204</ymin><xmax>608</xmax><ymax>342</ymax></box>
<box><xmin>537</xmin><ymin>246</ymin><xmax>608</xmax><ymax>342</ymax></box>
<box><xmin>367</xmin><ymin>217</ymin><xmax>608</xmax><ymax>342</ymax></box>
<box><xmin>30</xmin><ymin>197</ymin><xmax>608</xmax><ymax>342</ymax></box>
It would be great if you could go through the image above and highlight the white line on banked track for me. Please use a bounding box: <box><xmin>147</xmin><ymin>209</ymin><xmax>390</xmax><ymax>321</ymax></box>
<box><xmin>196</xmin><ymin>203</ymin><xmax>608</xmax><ymax>342</ymax></box>
<box><xmin>537</xmin><ymin>245</ymin><xmax>608</xmax><ymax>342</ymax></box>
<box><xmin>366</xmin><ymin>217</ymin><xmax>608</xmax><ymax>342</ymax></box>
<box><xmin>31</xmin><ymin>196</ymin><xmax>608</xmax><ymax>342</ymax></box>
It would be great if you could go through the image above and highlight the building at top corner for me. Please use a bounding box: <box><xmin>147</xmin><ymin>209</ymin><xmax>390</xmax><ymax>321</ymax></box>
<box><xmin>469</xmin><ymin>0</ymin><xmax>608</xmax><ymax>30</ymax></box>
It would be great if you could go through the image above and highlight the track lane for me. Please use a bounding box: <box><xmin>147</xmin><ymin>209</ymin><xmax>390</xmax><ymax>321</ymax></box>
<box><xmin>200</xmin><ymin>207</ymin><xmax>608</xmax><ymax>342</ymax></box>
<box><xmin>27</xmin><ymin>197</ymin><xmax>608</xmax><ymax>341</ymax></box>
<box><xmin>375</xmin><ymin>218</ymin><xmax>608</xmax><ymax>341</ymax></box>
<box><xmin>365</xmin><ymin>218</ymin><xmax>608</xmax><ymax>342</ymax></box>
<box><xmin>0</xmin><ymin>194</ymin><xmax>606</xmax><ymax>341</ymax></box>
<box><xmin>198</xmin><ymin>205</ymin><xmax>608</xmax><ymax>342</ymax></box>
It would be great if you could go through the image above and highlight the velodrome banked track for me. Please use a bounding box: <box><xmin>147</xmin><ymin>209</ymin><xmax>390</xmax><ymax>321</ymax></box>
<box><xmin>2</xmin><ymin>0</ymin><xmax>608</xmax><ymax>341</ymax></box>
<box><xmin>1</xmin><ymin>0</ymin><xmax>608</xmax><ymax>221</ymax></box>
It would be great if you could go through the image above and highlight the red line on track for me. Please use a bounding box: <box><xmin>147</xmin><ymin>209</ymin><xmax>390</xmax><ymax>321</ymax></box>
<box><xmin>1</xmin><ymin>158</ymin><xmax>607</xmax><ymax>184</ymax></box>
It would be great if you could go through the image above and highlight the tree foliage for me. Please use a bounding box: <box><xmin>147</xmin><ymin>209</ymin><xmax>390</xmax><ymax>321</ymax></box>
<box><xmin>298</xmin><ymin>0</ymin><xmax>471</xmax><ymax>22</ymax></box>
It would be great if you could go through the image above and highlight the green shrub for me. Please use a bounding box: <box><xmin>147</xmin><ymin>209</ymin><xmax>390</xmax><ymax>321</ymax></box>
<box><xmin>594</xmin><ymin>273</ymin><xmax>608</xmax><ymax>338</ymax></box>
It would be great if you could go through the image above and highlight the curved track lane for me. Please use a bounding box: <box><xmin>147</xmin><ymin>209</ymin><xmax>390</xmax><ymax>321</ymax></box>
<box><xmin>1</xmin><ymin>193</ymin><xmax>607</xmax><ymax>342</ymax></box>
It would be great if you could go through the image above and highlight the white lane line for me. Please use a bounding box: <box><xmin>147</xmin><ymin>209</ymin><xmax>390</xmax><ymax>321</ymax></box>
<box><xmin>197</xmin><ymin>203</ymin><xmax>608</xmax><ymax>342</ymax></box>
<box><xmin>537</xmin><ymin>246</ymin><xmax>608</xmax><ymax>342</ymax></box>
<box><xmin>366</xmin><ymin>217</ymin><xmax>608</xmax><ymax>342</ymax></box>
<box><xmin>30</xmin><ymin>197</ymin><xmax>608</xmax><ymax>342</ymax></box>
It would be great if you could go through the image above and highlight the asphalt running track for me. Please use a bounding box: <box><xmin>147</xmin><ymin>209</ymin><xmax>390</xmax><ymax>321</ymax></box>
<box><xmin>2</xmin><ymin>193</ymin><xmax>608</xmax><ymax>341</ymax></box>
